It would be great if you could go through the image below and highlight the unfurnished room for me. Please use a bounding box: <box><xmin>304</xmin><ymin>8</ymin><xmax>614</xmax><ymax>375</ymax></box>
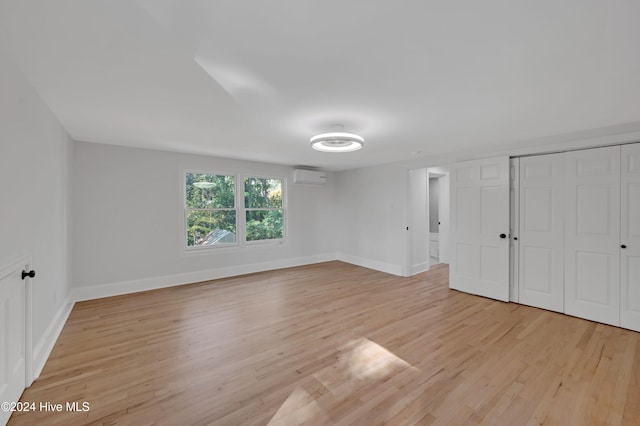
<box><xmin>1</xmin><ymin>1</ymin><xmax>640</xmax><ymax>425</ymax></box>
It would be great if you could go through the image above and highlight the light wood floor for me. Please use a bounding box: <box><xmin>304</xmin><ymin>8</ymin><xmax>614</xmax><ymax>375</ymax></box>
<box><xmin>9</xmin><ymin>261</ymin><xmax>640</xmax><ymax>425</ymax></box>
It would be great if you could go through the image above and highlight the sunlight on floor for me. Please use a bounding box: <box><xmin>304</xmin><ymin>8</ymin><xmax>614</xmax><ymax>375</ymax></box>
<box><xmin>268</xmin><ymin>385</ymin><xmax>332</xmax><ymax>425</ymax></box>
<box><xmin>339</xmin><ymin>337</ymin><xmax>419</xmax><ymax>381</ymax></box>
<box><xmin>268</xmin><ymin>338</ymin><xmax>420</xmax><ymax>424</ymax></box>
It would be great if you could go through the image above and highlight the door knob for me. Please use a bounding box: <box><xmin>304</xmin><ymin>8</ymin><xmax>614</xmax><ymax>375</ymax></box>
<box><xmin>499</xmin><ymin>233</ymin><xmax>507</xmax><ymax>239</ymax></box>
<box><xmin>621</xmin><ymin>245</ymin><xmax>627</xmax><ymax>249</ymax></box>
<box><xmin>22</xmin><ymin>270</ymin><xmax>36</xmax><ymax>280</ymax></box>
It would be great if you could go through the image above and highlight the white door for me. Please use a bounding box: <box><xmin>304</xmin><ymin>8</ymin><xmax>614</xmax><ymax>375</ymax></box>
<box><xmin>438</xmin><ymin>173</ymin><xmax>450</xmax><ymax>264</ymax></box>
<box><xmin>450</xmin><ymin>156</ymin><xmax>510</xmax><ymax>301</ymax></box>
<box><xmin>621</xmin><ymin>143</ymin><xmax>640</xmax><ymax>331</ymax></box>
<box><xmin>565</xmin><ymin>146</ymin><xmax>621</xmax><ymax>326</ymax></box>
<box><xmin>0</xmin><ymin>263</ymin><xmax>26</xmax><ymax>425</ymax></box>
<box><xmin>509</xmin><ymin>158</ymin><xmax>520</xmax><ymax>302</ymax></box>
<box><xmin>518</xmin><ymin>153</ymin><xmax>565</xmax><ymax>313</ymax></box>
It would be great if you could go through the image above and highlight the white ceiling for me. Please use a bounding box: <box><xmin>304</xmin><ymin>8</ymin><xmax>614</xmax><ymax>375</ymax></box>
<box><xmin>1</xmin><ymin>0</ymin><xmax>640</xmax><ymax>171</ymax></box>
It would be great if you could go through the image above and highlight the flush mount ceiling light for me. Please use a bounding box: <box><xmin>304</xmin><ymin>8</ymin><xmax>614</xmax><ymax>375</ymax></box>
<box><xmin>310</xmin><ymin>125</ymin><xmax>364</xmax><ymax>152</ymax></box>
<box><xmin>193</xmin><ymin>182</ymin><xmax>216</xmax><ymax>189</ymax></box>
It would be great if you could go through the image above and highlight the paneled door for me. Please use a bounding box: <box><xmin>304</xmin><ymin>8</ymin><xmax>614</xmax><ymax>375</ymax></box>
<box><xmin>565</xmin><ymin>146</ymin><xmax>621</xmax><ymax>326</ymax></box>
<box><xmin>509</xmin><ymin>158</ymin><xmax>520</xmax><ymax>302</ymax></box>
<box><xmin>621</xmin><ymin>143</ymin><xmax>640</xmax><ymax>331</ymax></box>
<box><xmin>0</xmin><ymin>261</ymin><xmax>27</xmax><ymax>425</ymax></box>
<box><xmin>450</xmin><ymin>157</ymin><xmax>510</xmax><ymax>301</ymax></box>
<box><xmin>519</xmin><ymin>153</ymin><xmax>565</xmax><ymax>313</ymax></box>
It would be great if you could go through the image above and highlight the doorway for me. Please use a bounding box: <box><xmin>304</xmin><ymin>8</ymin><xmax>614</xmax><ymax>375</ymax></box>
<box><xmin>428</xmin><ymin>168</ymin><xmax>449</xmax><ymax>267</ymax></box>
<box><xmin>407</xmin><ymin>166</ymin><xmax>450</xmax><ymax>276</ymax></box>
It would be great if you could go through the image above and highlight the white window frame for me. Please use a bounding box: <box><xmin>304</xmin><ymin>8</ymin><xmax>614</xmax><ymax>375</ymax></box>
<box><xmin>184</xmin><ymin>169</ymin><xmax>238</xmax><ymax>251</ymax></box>
<box><xmin>182</xmin><ymin>170</ymin><xmax>287</xmax><ymax>252</ymax></box>
<box><xmin>242</xmin><ymin>175</ymin><xmax>287</xmax><ymax>245</ymax></box>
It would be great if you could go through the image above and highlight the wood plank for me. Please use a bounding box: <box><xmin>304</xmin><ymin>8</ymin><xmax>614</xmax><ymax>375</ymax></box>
<box><xmin>8</xmin><ymin>262</ymin><xmax>640</xmax><ymax>425</ymax></box>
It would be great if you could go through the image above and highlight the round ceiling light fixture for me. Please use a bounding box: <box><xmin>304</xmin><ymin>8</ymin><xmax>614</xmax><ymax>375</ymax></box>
<box><xmin>310</xmin><ymin>125</ymin><xmax>364</xmax><ymax>153</ymax></box>
<box><xmin>193</xmin><ymin>181</ymin><xmax>216</xmax><ymax>189</ymax></box>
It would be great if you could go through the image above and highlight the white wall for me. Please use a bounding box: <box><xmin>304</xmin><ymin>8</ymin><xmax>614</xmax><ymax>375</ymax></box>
<box><xmin>409</xmin><ymin>169</ymin><xmax>428</xmax><ymax>274</ymax></box>
<box><xmin>71</xmin><ymin>142</ymin><xmax>339</xmax><ymax>298</ymax></box>
<box><xmin>335</xmin><ymin>163</ymin><xmax>408</xmax><ymax>276</ymax></box>
<box><xmin>0</xmin><ymin>48</ymin><xmax>73</xmax><ymax>374</ymax></box>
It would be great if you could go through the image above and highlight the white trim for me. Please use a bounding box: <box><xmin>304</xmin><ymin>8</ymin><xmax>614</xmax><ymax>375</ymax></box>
<box><xmin>509</xmin><ymin>158</ymin><xmax>520</xmax><ymax>303</ymax></box>
<box><xmin>243</xmin><ymin>236</ymin><xmax>286</xmax><ymax>246</ymax></box>
<box><xmin>0</xmin><ymin>253</ymin><xmax>31</xmax><ymax>281</ymax></box>
<box><xmin>183</xmin><ymin>170</ymin><xmax>239</xmax><ymax>250</ymax></box>
<box><xmin>241</xmin><ymin>174</ymin><xmax>287</xmax><ymax>244</ymax></box>
<box><xmin>404</xmin><ymin>167</ymin><xmax>412</xmax><ymax>277</ymax></box>
<box><xmin>336</xmin><ymin>253</ymin><xmax>404</xmax><ymax>276</ymax></box>
<box><xmin>405</xmin><ymin>167</ymin><xmax>432</xmax><ymax>277</ymax></box>
<box><xmin>181</xmin><ymin>239</ymin><xmax>289</xmax><ymax>257</ymax></box>
<box><xmin>24</xmin><ymin>260</ymin><xmax>33</xmax><ymax>386</ymax></box>
<box><xmin>411</xmin><ymin>261</ymin><xmax>430</xmax><ymax>275</ymax></box>
<box><xmin>32</xmin><ymin>296</ymin><xmax>74</xmax><ymax>380</ymax></box>
<box><xmin>70</xmin><ymin>253</ymin><xmax>336</xmax><ymax>302</ymax></box>
<box><xmin>0</xmin><ymin>254</ymin><xmax>34</xmax><ymax>386</ymax></box>
<box><xmin>182</xmin><ymin>170</ymin><xmax>288</xmax><ymax>251</ymax></box>
<box><xmin>69</xmin><ymin>252</ymin><xmax>406</xmax><ymax>303</ymax></box>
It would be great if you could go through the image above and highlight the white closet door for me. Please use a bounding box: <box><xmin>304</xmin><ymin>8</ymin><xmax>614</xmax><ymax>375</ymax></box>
<box><xmin>565</xmin><ymin>146</ymin><xmax>621</xmax><ymax>326</ymax></box>
<box><xmin>519</xmin><ymin>153</ymin><xmax>565</xmax><ymax>313</ymax></box>
<box><xmin>621</xmin><ymin>143</ymin><xmax>640</xmax><ymax>331</ymax></box>
<box><xmin>450</xmin><ymin>156</ymin><xmax>510</xmax><ymax>302</ymax></box>
<box><xmin>509</xmin><ymin>158</ymin><xmax>520</xmax><ymax>303</ymax></box>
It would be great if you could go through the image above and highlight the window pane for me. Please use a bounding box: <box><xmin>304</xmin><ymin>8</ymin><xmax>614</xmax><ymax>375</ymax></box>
<box><xmin>186</xmin><ymin>210</ymin><xmax>236</xmax><ymax>246</ymax></box>
<box><xmin>186</xmin><ymin>173</ymin><xmax>235</xmax><ymax>209</ymax></box>
<box><xmin>244</xmin><ymin>177</ymin><xmax>282</xmax><ymax>208</ymax></box>
<box><xmin>246</xmin><ymin>210</ymin><xmax>283</xmax><ymax>241</ymax></box>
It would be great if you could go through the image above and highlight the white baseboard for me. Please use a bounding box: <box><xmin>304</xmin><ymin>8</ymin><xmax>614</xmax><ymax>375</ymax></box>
<box><xmin>336</xmin><ymin>253</ymin><xmax>404</xmax><ymax>276</ymax></box>
<box><xmin>69</xmin><ymin>253</ymin><xmax>406</xmax><ymax>303</ymax></box>
<box><xmin>411</xmin><ymin>261</ymin><xmax>429</xmax><ymax>275</ymax></box>
<box><xmin>33</xmin><ymin>252</ymin><xmax>400</xmax><ymax>380</ymax></box>
<box><xmin>70</xmin><ymin>253</ymin><xmax>338</xmax><ymax>302</ymax></box>
<box><xmin>33</xmin><ymin>296</ymin><xmax>74</xmax><ymax>380</ymax></box>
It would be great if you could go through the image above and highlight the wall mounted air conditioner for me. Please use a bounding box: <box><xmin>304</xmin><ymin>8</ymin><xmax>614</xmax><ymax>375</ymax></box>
<box><xmin>293</xmin><ymin>169</ymin><xmax>326</xmax><ymax>185</ymax></box>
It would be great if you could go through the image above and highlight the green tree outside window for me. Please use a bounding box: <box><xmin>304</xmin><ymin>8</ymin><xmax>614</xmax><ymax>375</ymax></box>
<box><xmin>186</xmin><ymin>173</ymin><xmax>236</xmax><ymax>246</ymax></box>
<box><xmin>244</xmin><ymin>177</ymin><xmax>284</xmax><ymax>242</ymax></box>
<box><xmin>185</xmin><ymin>173</ymin><xmax>284</xmax><ymax>247</ymax></box>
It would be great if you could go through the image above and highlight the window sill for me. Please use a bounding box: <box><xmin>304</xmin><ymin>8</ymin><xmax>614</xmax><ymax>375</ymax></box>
<box><xmin>181</xmin><ymin>240</ymin><xmax>286</xmax><ymax>257</ymax></box>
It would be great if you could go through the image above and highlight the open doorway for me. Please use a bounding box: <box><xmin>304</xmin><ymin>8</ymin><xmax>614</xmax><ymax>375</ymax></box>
<box><xmin>428</xmin><ymin>168</ymin><xmax>449</xmax><ymax>267</ymax></box>
<box><xmin>406</xmin><ymin>166</ymin><xmax>449</xmax><ymax>276</ymax></box>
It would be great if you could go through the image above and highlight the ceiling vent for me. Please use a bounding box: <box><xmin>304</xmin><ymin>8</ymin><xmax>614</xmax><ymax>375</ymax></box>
<box><xmin>293</xmin><ymin>169</ymin><xmax>326</xmax><ymax>185</ymax></box>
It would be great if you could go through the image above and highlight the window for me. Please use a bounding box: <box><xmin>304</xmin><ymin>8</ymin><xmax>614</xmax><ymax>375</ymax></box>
<box><xmin>244</xmin><ymin>177</ymin><xmax>284</xmax><ymax>242</ymax></box>
<box><xmin>184</xmin><ymin>172</ymin><xmax>285</xmax><ymax>249</ymax></box>
<box><xmin>185</xmin><ymin>173</ymin><xmax>236</xmax><ymax>247</ymax></box>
